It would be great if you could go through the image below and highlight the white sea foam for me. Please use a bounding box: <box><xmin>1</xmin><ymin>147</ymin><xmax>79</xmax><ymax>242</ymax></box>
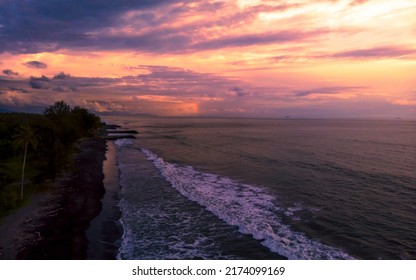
<box><xmin>116</xmin><ymin>141</ymin><xmax>234</xmax><ymax>259</ymax></box>
<box><xmin>142</xmin><ymin>148</ymin><xmax>354</xmax><ymax>260</ymax></box>
<box><xmin>114</xmin><ymin>138</ymin><xmax>135</xmax><ymax>147</ymax></box>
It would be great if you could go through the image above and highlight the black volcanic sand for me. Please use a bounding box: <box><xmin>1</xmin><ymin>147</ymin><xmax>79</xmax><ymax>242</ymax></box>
<box><xmin>86</xmin><ymin>140</ymin><xmax>122</xmax><ymax>259</ymax></box>
<box><xmin>16</xmin><ymin>138</ymin><xmax>122</xmax><ymax>259</ymax></box>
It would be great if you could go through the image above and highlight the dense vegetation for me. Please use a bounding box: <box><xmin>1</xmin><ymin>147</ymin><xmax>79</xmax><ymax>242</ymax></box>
<box><xmin>0</xmin><ymin>101</ymin><xmax>102</xmax><ymax>216</ymax></box>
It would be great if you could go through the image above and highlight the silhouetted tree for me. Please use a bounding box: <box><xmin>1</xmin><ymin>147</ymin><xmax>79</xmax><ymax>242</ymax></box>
<box><xmin>43</xmin><ymin>100</ymin><xmax>71</xmax><ymax>118</ymax></box>
<box><xmin>12</xmin><ymin>125</ymin><xmax>39</xmax><ymax>199</ymax></box>
<box><xmin>71</xmin><ymin>106</ymin><xmax>102</xmax><ymax>136</ymax></box>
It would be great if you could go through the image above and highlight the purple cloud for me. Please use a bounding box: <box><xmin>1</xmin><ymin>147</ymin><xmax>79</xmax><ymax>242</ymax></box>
<box><xmin>0</xmin><ymin>0</ymin><xmax>185</xmax><ymax>54</ymax></box>
<box><xmin>294</xmin><ymin>86</ymin><xmax>363</xmax><ymax>97</ymax></box>
<box><xmin>2</xmin><ymin>69</ymin><xmax>19</xmax><ymax>76</ymax></box>
<box><xmin>29</xmin><ymin>75</ymin><xmax>50</xmax><ymax>89</ymax></box>
<box><xmin>24</xmin><ymin>61</ymin><xmax>48</xmax><ymax>69</ymax></box>
<box><xmin>8</xmin><ymin>87</ymin><xmax>30</xmax><ymax>93</ymax></box>
<box><xmin>230</xmin><ymin>87</ymin><xmax>251</xmax><ymax>97</ymax></box>
<box><xmin>124</xmin><ymin>65</ymin><xmax>237</xmax><ymax>95</ymax></box>
<box><xmin>0</xmin><ymin>0</ymin><xmax>322</xmax><ymax>54</ymax></box>
<box><xmin>192</xmin><ymin>30</ymin><xmax>325</xmax><ymax>51</ymax></box>
<box><xmin>332</xmin><ymin>46</ymin><xmax>416</xmax><ymax>59</ymax></box>
<box><xmin>53</xmin><ymin>72</ymin><xmax>72</xmax><ymax>80</ymax></box>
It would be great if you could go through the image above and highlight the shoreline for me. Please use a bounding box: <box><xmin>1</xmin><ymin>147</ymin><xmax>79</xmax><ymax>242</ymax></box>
<box><xmin>86</xmin><ymin>140</ymin><xmax>122</xmax><ymax>259</ymax></box>
<box><xmin>0</xmin><ymin>137</ymin><xmax>120</xmax><ymax>259</ymax></box>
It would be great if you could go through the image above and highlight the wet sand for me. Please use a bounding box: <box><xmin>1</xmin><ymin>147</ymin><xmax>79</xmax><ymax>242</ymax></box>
<box><xmin>86</xmin><ymin>140</ymin><xmax>122</xmax><ymax>259</ymax></box>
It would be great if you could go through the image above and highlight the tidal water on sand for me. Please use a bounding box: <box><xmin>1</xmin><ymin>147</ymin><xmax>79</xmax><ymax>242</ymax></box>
<box><xmin>105</xmin><ymin>117</ymin><xmax>416</xmax><ymax>260</ymax></box>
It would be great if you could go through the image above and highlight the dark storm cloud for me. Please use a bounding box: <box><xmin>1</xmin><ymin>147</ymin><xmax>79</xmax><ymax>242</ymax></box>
<box><xmin>24</xmin><ymin>61</ymin><xmax>48</xmax><ymax>69</ymax></box>
<box><xmin>0</xmin><ymin>0</ymin><xmax>324</xmax><ymax>54</ymax></box>
<box><xmin>0</xmin><ymin>0</ymin><xmax>174</xmax><ymax>53</ymax></box>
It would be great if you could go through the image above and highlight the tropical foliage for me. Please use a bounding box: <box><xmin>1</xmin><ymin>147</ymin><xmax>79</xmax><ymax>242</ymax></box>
<box><xmin>0</xmin><ymin>101</ymin><xmax>102</xmax><ymax>215</ymax></box>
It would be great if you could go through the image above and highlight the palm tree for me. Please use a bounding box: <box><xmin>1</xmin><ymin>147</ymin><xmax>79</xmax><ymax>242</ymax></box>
<box><xmin>12</xmin><ymin>125</ymin><xmax>38</xmax><ymax>199</ymax></box>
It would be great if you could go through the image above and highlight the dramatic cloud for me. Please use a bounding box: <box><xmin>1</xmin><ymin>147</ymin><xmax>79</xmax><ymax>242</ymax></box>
<box><xmin>0</xmin><ymin>0</ymin><xmax>180</xmax><ymax>54</ymax></box>
<box><xmin>24</xmin><ymin>61</ymin><xmax>48</xmax><ymax>69</ymax></box>
<box><xmin>0</xmin><ymin>66</ymin><xmax>230</xmax><ymax>111</ymax></box>
<box><xmin>0</xmin><ymin>0</ymin><xmax>415</xmax><ymax>118</ymax></box>
<box><xmin>0</xmin><ymin>0</ymin><xmax>328</xmax><ymax>54</ymax></box>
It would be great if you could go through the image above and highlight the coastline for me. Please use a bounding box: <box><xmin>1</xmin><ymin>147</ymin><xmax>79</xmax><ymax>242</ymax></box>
<box><xmin>86</xmin><ymin>140</ymin><xmax>122</xmax><ymax>259</ymax></box>
<box><xmin>0</xmin><ymin>137</ymin><xmax>120</xmax><ymax>259</ymax></box>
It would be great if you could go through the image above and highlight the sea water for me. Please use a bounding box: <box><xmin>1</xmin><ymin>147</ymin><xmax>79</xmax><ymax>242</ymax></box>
<box><xmin>105</xmin><ymin>117</ymin><xmax>416</xmax><ymax>260</ymax></box>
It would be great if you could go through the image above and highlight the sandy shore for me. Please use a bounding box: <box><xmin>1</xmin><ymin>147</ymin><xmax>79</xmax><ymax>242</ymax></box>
<box><xmin>0</xmin><ymin>193</ymin><xmax>54</xmax><ymax>259</ymax></box>
<box><xmin>0</xmin><ymin>137</ymin><xmax>120</xmax><ymax>259</ymax></box>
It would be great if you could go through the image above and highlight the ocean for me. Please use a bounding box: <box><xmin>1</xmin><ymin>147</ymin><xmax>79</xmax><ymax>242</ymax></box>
<box><xmin>103</xmin><ymin>117</ymin><xmax>416</xmax><ymax>260</ymax></box>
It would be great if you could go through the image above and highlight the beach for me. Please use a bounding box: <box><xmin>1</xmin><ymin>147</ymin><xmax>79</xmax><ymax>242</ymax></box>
<box><xmin>0</xmin><ymin>137</ymin><xmax>121</xmax><ymax>259</ymax></box>
<box><xmin>1</xmin><ymin>117</ymin><xmax>415</xmax><ymax>260</ymax></box>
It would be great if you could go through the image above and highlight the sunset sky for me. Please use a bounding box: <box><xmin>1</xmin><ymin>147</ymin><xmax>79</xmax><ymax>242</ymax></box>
<box><xmin>0</xmin><ymin>0</ymin><xmax>415</xmax><ymax>118</ymax></box>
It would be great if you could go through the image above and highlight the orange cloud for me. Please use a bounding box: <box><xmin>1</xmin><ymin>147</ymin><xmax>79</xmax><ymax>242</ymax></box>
<box><xmin>1</xmin><ymin>0</ymin><xmax>416</xmax><ymax>118</ymax></box>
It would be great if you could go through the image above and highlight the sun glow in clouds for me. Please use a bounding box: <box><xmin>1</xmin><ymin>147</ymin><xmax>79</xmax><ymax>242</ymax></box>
<box><xmin>0</xmin><ymin>0</ymin><xmax>415</xmax><ymax>118</ymax></box>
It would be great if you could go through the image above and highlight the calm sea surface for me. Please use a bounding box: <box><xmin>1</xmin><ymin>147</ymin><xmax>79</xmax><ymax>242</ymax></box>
<box><xmin>104</xmin><ymin>117</ymin><xmax>416</xmax><ymax>259</ymax></box>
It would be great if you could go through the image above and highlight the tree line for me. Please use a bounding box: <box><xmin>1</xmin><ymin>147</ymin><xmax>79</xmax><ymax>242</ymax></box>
<box><xmin>0</xmin><ymin>101</ymin><xmax>102</xmax><ymax>213</ymax></box>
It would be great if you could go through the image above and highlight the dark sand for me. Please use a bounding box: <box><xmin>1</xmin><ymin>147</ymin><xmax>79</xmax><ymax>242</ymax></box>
<box><xmin>86</xmin><ymin>140</ymin><xmax>122</xmax><ymax>259</ymax></box>
<box><xmin>0</xmin><ymin>137</ymin><xmax>122</xmax><ymax>259</ymax></box>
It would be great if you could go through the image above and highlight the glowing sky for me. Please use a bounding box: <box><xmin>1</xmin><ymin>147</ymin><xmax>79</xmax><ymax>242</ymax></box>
<box><xmin>0</xmin><ymin>0</ymin><xmax>415</xmax><ymax>118</ymax></box>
